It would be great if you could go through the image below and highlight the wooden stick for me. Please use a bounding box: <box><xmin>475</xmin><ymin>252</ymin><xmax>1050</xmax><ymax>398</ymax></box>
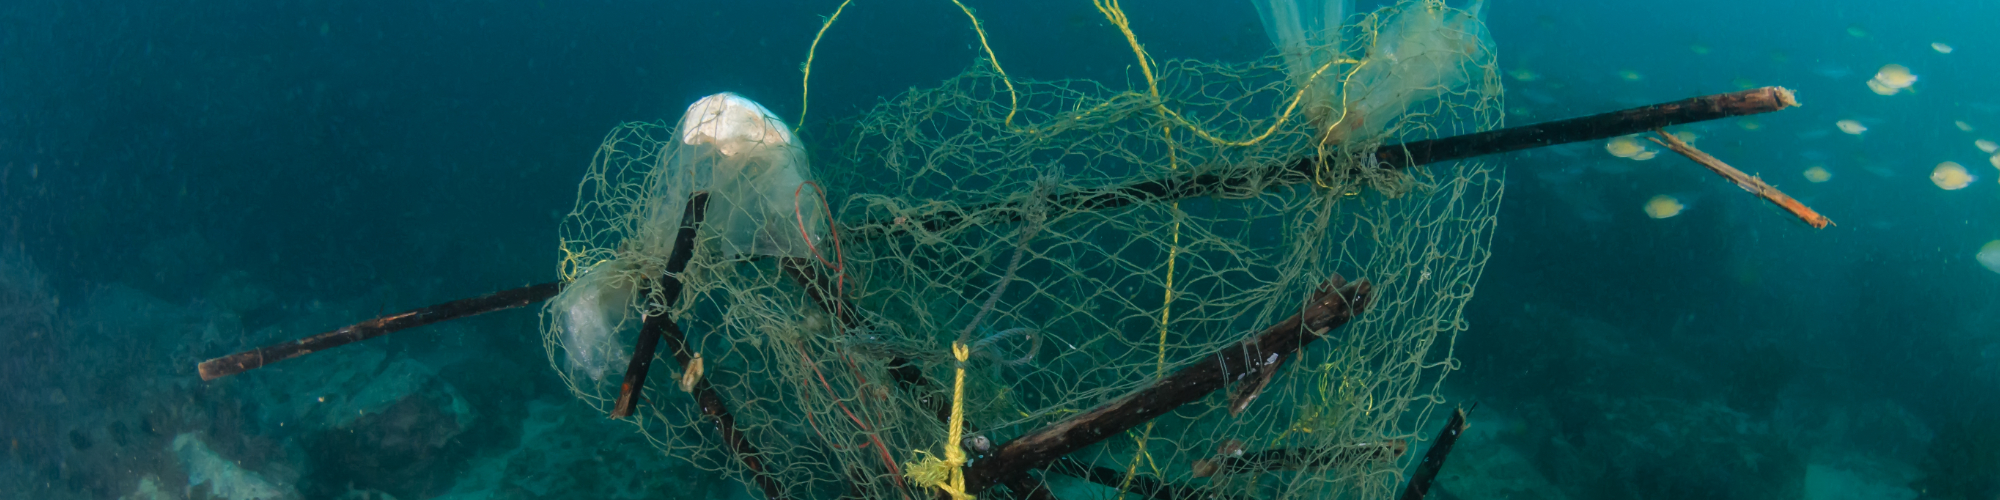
<box><xmin>1646</xmin><ymin>130</ymin><xmax>1832</xmax><ymax>229</ymax></box>
<box><xmin>847</xmin><ymin>87</ymin><xmax>1800</xmax><ymax>241</ymax></box>
<box><xmin>197</xmin><ymin>281</ymin><xmax>561</xmax><ymax>381</ymax></box>
<box><xmin>962</xmin><ymin>275</ymin><xmax>1374</xmax><ymax>494</ymax></box>
<box><xmin>1398</xmin><ymin>406</ymin><xmax>1471</xmax><ymax>500</ymax></box>
<box><xmin>1383</xmin><ymin>87</ymin><xmax>1798</xmax><ymax>167</ymax></box>
<box><xmin>655</xmin><ymin>314</ymin><xmax>789</xmax><ymax>500</ymax></box>
<box><xmin>612</xmin><ymin>191</ymin><xmax>711</xmax><ymax>418</ymax></box>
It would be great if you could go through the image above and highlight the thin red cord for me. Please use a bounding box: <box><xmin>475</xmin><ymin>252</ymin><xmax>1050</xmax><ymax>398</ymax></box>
<box><xmin>793</xmin><ymin>182</ymin><xmax>906</xmax><ymax>493</ymax></box>
<box><xmin>794</xmin><ymin>181</ymin><xmax>847</xmax><ymax>303</ymax></box>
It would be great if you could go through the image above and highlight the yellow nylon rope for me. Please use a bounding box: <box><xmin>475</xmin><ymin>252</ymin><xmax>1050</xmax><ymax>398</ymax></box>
<box><xmin>950</xmin><ymin>0</ymin><xmax>1020</xmax><ymax>128</ymax></box>
<box><xmin>906</xmin><ymin>342</ymin><xmax>975</xmax><ymax>500</ymax></box>
<box><xmin>942</xmin><ymin>341</ymin><xmax>973</xmax><ymax>500</ymax></box>
<box><xmin>798</xmin><ymin>0</ymin><xmax>856</xmax><ymax>126</ymax></box>
<box><xmin>1091</xmin><ymin>2</ymin><xmax>1172</xmax><ymax>498</ymax></box>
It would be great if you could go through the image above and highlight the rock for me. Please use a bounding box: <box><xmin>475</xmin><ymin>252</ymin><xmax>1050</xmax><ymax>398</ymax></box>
<box><xmin>173</xmin><ymin>433</ymin><xmax>300</xmax><ymax>500</ymax></box>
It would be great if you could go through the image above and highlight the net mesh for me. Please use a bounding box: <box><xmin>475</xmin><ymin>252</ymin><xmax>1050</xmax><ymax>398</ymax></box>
<box><xmin>545</xmin><ymin>1</ymin><xmax>1503</xmax><ymax>499</ymax></box>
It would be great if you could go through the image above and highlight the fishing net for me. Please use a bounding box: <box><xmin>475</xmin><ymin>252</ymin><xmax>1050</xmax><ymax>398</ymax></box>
<box><xmin>544</xmin><ymin>0</ymin><xmax>1503</xmax><ymax>499</ymax></box>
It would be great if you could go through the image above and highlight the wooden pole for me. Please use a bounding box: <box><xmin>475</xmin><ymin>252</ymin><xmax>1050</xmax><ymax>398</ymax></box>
<box><xmin>612</xmin><ymin>191</ymin><xmax>711</xmax><ymax>417</ymax></box>
<box><xmin>655</xmin><ymin>306</ymin><xmax>790</xmax><ymax>500</ymax></box>
<box><xmin>196</xmin><ymin>282</ymin><xmax>560</xmax><ymax>381</ymax></box>
<box><xmin>846</xmin><ymin>87</ymin><xmax>1800</xmax><ymax>241</ymax></box>
<box><xmin>1398</xmin><ymin>406</ymin><xmax>1471</xmax><ymax>500</ymax></box>
<box><xmin>1646</xmin><ymin>130</ymin><xmax>1832</xmax><ymax>228</ymax></box>
<box><xmin>963</xmin><ymin>275</ymin><xmax>1374</xmax><ymax>494</ymax></box>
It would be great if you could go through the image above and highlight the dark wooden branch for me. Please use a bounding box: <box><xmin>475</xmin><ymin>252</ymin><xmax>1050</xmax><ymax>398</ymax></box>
<box><xmin>1398</xmin><ymin>407</ymin><xmax>1471</xmax><ymax>500</ymax></box>
<box><xmin>846</xmin><ymin>87</ymin><xmax>1799</xmax><ymax>241</ymax></box>
<box><xmin>1381</xmin><ymin>86</ymin><xmax>1796</xmax><ymax>167</ymax></box>
<box><xmin>657</xmin><ymin>315</ymin><xmax>789</xmax><ymax>500</ymax></box>
<box><xmin>197</xmin><ymin>282</ymin><xmax>561</xmax><ymax>381</ymax></box>
<box><xmin>585</xmin><ymin>192</ymin><xmax>784</xmax><ymax>499</ymax></box>
<box><xmin>963</xmin><ymin>275</ymin><xmax>1375</xmax><ymax>494</ymax></box>
<box><xmin>612</xmin><ymin>191</ymin><xmax>711</xmax><ymax>418</ymax></box>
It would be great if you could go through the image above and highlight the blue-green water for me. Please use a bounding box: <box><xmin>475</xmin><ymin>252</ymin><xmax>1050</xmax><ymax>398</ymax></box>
<box><xmin>2</xmin><ymin>1</ymin><xmax>1996</xmax><ymax>499</ymax></box>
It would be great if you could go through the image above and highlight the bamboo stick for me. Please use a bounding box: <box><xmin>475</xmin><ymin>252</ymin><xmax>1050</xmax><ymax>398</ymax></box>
<box><xmin>1646</xmin><ymin>129</ymin><xmax>1832</xmax><ymax>229</ymax></box>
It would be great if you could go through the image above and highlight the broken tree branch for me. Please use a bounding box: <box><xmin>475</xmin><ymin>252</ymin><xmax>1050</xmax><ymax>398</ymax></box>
<box><xmin>654</xmin><ymin>303</ymin><xmax>789</xmax><ymax>500</ymax></box>
<box><xmin>1646</xmin><ymin>129</ymin><xmax>1832</xmax><ymax>228</ymax></box>
<box><xmin>962</xmin><ymin>275</ymin><xmax>1375</xmax><ymax>494</ymax></box>
<box><xmin>197</xmin><ymin>281</ymin><xmax>561</xmax><ymax>381</ymax></box>
<box><xmin>612</xmin><ymin>191</ymin><xmax>711</xmax><ymax>418</ymax></box>
<box><xmin>1398</xmin><ymin>406</ymin><xmax>1471</xmax><ymax>500</ymax></box>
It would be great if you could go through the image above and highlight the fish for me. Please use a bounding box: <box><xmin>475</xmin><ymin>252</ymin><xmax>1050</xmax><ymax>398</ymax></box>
<box><xmin>1978</xmin><ymin>240</ymin><xmax>2000</xmax><ymax>274</ymax></box>
<box><xmin>1930</xmin><ymin>162</ymin><xmax>1974</xmax><ymax>190</ymax></box>
<box><xmin>1643</xmin><ymin>195</ymin><xmax>1684</xmax><ymax>219</ymax></box>
<box><xmin>1836</xmin><ymin>120</ymin><xmax>1867</xmax><ymax>135</ymax></box>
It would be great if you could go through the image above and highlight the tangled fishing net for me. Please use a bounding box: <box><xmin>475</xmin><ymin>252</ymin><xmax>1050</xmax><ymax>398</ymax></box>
<box><xmin>544</xmin><ymin>0</ymin><xmax>1503</xmax><ymax>498</ymax></box>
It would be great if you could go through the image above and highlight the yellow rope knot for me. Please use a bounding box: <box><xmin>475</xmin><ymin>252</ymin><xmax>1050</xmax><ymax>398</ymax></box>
<box><xmin>905</xmin><ymin>341</ymin><xmax>976</xmax><ymax>500</ymax></box>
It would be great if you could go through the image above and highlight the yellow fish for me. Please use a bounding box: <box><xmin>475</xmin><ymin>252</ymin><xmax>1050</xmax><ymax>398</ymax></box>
<box><xmin>1873</xmin><ymin>64</ymin><xmax>1918</xmax><ymax>89</ymax></box>
<box><xmin>1979</xmin><ymin>240</ymin><xmax>2000</xmax><ymax>274</ymax></box>
<box><xmin>1804</xmin><ymin>166</ymin><xmax>1832</xmax><ymax>183</ymax></box>
<box><xmin>1931</xmin><ymin>162</ymin><xmax>1973</xmax><ymax>190</ymax></box>
<box><xmin>1836</xmin><ymin>120</ymin><xmax>1867</xmax><ymax>135</ymax></box>
<box><xmin>1866</xmin><ymin>79</ymin><xmax>1898</xmax><ymax>96</ymax></box>
<box><xmin>1643</xmin><ymin>195</ymin><xmax>1684</xmax><ymax>219</ymax></box>
<box><xmin>1605</xmin><ymin>136</ymin><xmax>1643</xmax><ymax>157</ymax></box>
<box><xmin>1933</xmin><ymin>42</ymin><xmax>1954</xmax><ymax>54</ymax></box>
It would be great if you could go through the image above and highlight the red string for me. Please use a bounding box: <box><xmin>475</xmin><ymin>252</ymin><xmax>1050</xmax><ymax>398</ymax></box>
<box><xmin>792</xmin><ymin>182</ymin><xmax>906</xmax><ymax>494</ymax></box>
<box><xmin>797</xmin><ymin>340</ymin><xmax>903</xmax><ymax>480</ymax></box>
<box><xmin>794</xmin><ymin>181</ymin><xmax>847</xmax><ymax>301</ymax></box>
